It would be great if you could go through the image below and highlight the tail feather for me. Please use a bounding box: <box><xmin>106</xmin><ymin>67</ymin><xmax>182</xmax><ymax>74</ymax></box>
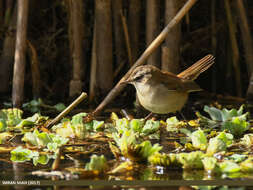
<box><xmin>177</xmin><ymin>54</ymin><xmax>215</xmax><ymax>80</ymax></box>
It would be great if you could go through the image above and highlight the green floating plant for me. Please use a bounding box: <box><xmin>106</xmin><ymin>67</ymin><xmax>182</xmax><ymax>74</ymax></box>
<box><xmin>201</xmin><ymin>156</ymin><xmax>218</xmax><ymax>174</ymax></box>
<box><xmin>16</xmin><ymin>113</ymin><xmax>48</xmax><ymax>129</ymax></box>
<box><xmin>166</xmin><ymin>116</ymin><xmax>186</xmax><ymax>132</ymax></box>
<box><xmin>22</xmin><ymin>129</ymin><xmax>69</xmax><ymax>151</ymax></box>
<box><xmin>52</xmin><ymin>112</ymin><xmax>104</xmax><ymax>139</ymax></box>
<box><xmin>178</xmin><ymin>151</ymin><xmax>204</xmax><ymax>170</ymax></box>
<box><xmin>206</xmin><ymin>131</ymin><xmax>233</xmax><ymax>156</ymax></box>
<box><xmin>111</xmin><ymin>112</ymin><xmax>160</xmax><ymax>137</ymax></box>
<box><xmin>0</xmin><ymin>108</ymin><xmax>23</xmax><ymax>127</ymax></box>
<box><xmin>0</xmin><ymin>119</ymin><xmax>7</xmax><ymax>132</ymax></box>
<box><xmin>71</xmin><ymin>113</ymin><xmax>104</xmax><ymax>135</ymax></box>
<box><xmin>0</xmin><ymin>108</ymin><xmax>48</xmax><ymax>133</ymax></box>
<box><xmin>0</xmin><ymin>132</ymin><xmax>12</xmax><ymax>144</ymax></box>
<box><xmin>189</xmin><ymin>128</ymin><xmax>208</xmax><ymax>151</ymax></box>
<box><xmin>113</xmin><ymin>129</ymin><xmax>162</xmax><ymax>162</ymax></box>
<box><xmin>219</xmin><ymin>160</ymin><xmax>241</xmax><ymax>173</ymax></box>
<box><xmin>240</xmin><ymin>134</ymin><xmax>253</xmax><ymax>148</ymax></box>
<box><xmin>227</xmin><ymin>154</ymin><xmax>247</xmax><ymax>163</ymax></box>
<box><xmin>204</xmin><ymin>105</ymin><xmax>247</xmax><ymax>121</ymax></box>
<box><xmin>222</xmin><ymin>117</ymin><xmax>249</xmax><ymax>138</ymax></box>
<box><xmin>149</xmin><ymin>151</ymin><xmax>205</xmax><ymax>170</ymax></box>
<box><xmin>197</xmin><ymin>105</ymin><xmax>249</xmax><ymax>137</ymax></box>
<box><xmin>85</xmin><ymin>154</ymin><xmax>108</xmax><ymax>173</ymax></box>
<box><xmin>10</xmin><ymin>146</ymin><xmax>50</xmax><ymax>166</ymax></box>
<box><xmin>148</xmin><ymin>152</ymin><xmax>181</xmax><ymax>167</ymax></box>
<box><xmin>240</xmin><ymin>157</ymin><xmax>253</xmax><ymax>173</ymax></box>
<box><xmin>22</xmin><ymin>99</ymin><xmax>66</xmax><ymax>113</ymax></box>
<box><xmin>142</xmin><ymin>120</ymin><xmax>160</xmax><ymax>135</ymax></box>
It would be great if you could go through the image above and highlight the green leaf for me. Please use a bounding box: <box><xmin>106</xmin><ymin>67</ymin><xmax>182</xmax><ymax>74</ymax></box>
<box><xmin>52</xmin><ymin>121</ymin><xmax>75</xmax><ymax>138</ymax></box>
<box><xmin>53</xmin><ymin>103</ymin><xmax>66</xmax><ymax>112</ymax></box>
<box><xmin>11</xmin><ymin>146</ymin><xmax>35</xmax><ymax>162</ymax></box>
<box><xmin>142</xmin><ymin>120</ymin><xmax>160</xmax><ymax>135</ymax></box>
<box><xmin>203</xmin><ymin>105</ymin><xmax>248</xmax><ymax>122</ymax></box>
<box><xmin>22</xmin><ymin>99</ymin><xmax>41</xmax><ymax>113</ymax></box>
<box><xmin>138</xmin><ymin>141</ymin><xmax>162</xmax><ymax>160</ymax></box>
<box><xmin>46</xmin><ymin>142</ymin><xmax>58</xmax><ymax>152</ymax></box>
<box><xmin>204</xmin><ymin>106</ymin><xmax>223</xmax><ymax>121</ymax></box>
<box><xmin>166</xmin><ymin>116</ymin><xmax>181</xmax><ymax>132</ymax></box>
<box><xmin>32</xmin><ymin>154</ymin><xmax>50</xmax><ymax>166</ymax></box>
<box><xmin>0</xmin><ymin>132</ymin><xmax>12</xmax><ymax>144</ymax></box>
<box><xmin>0</xmin><ymin>108</ymin><xmax>23</xmax><ymax>126</ymax></box>
<box><xmin>0</xmin><ymin>119</ymin><xmax>7</xmax><ymax>132</ymax></box>
<box><xmin>93</xmin><ymin>120</ymin><xmax>104</xmax><ymax>131</ymax></box>
<box><xmin>206</xmin><ymin>138</ymin><xmax>226</xmax><ymax>156</ymax></box>
<box><xmin>227</xmin><ymin>154</ymin><xmax>247</xmax><ymax>163</ymax></box>
<box><xmin>219</xmin><ymin>160</ymin><xmax>241</xmax><ymax>173</ymax></box>
<box><xmin>115</xmin><ymin>118</ymin><xmax>130</xmax><ymax>134</ymax></box>
<box><xmin>71</xmin><ymin>112</ymin><xmax>87</xmax><ymax>125</ymax></box>
<box><xmin>113</xmin><ymin>129</ymin><xmax>137</xmax><ymax>156</ymax></box>
<box><xmin>206</xmin><ymin>132</ymin><xmax>233</xmax><ymax>155</ymax></box>
<box><xmin>216</xmin><ymin>131</ymin><xmax>233</xmax><ymax>146</ymax></box>
<box><xmin>11</xmin><ymin>146</ymin><xmax>50</xmax><ymax>166</ymax></box>
<box><xmin>240</xmin><ymin>134</ymin><xmax>253</xmax><ymax>148</ymax></box>
<box><xmin>202</xmin><ymin>157</ymin><xmax>218</xmax><ymax>172</ymax></box>
<box><xmin>222</xmin><ymin>117</ymin><xmax>249</xmax><ymax>137</ymax></box>
<box><xmin>22</xmin><ymin>129</ymin><xmax>68</xmax><ymax>149</ymax></box>
<box><xmin>178</xmin><ymin>151</ymin><xmax>204</xmax><ymax>169</ymax></box>
<box><xmin>190</xmin><ymin>128</ymin><xmax>207</xmax><ymax>150</ymax></box>
<box><xmin>240</xmin><ymin>157</ymin><xmax>253</xmax><ymax>172</ymax></box>
<box><xmin>130</xmin><ymin>119</ymin><xmax>145</xmax><ymax>133</ymax></box>
<box><xmin>71</xmin><ymin>113</ymin><xmax>87</xmax><ymax>139</ymax></box>
<box><xmin>85</xmin><ymin>154</ymin><xmax>108</xmax><ymax>172</ymax></box>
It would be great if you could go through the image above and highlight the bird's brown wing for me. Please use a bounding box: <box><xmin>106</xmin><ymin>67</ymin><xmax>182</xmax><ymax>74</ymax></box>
<box><xmin>155</xmin><ymin>68</ymin><xmax>202</xmax><ymax>92</ymax></box>
<box><xmin>177</xmin><ymin>54</ymin><xmax>215</xmax><ymax>81</ymax></box>
<box><xmin>153</xmin><ymin>69</ymin><xmax>185</xmax><ymax>91</ymax></box>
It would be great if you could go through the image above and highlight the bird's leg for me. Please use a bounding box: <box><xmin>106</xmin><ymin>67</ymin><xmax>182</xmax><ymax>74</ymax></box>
<box><xmin>144</xmin><ymin>112</ymin><xmax>154</xmax><ymax>121</ymax></box>
<box><xmin>177</xmin><ymin>111</ymin><xmax>187</xmax><ymax>121</ymax></box>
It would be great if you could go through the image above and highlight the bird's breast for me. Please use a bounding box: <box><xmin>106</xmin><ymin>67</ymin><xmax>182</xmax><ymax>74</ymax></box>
<box><xmin>134</xmin><ymin>82</ymin><xmax>188</xmax><ymax>114</ymax></box>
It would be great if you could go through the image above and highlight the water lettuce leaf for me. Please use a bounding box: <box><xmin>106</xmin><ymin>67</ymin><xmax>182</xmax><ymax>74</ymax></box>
<box><xmin>203</xmin><ymin>105</ymin><xmax>247</xmax><ymax>121</ymax></box>
<box><xmin>222</xmin><ymin>117</ymin><xmax>249</xmax><ymax>137</ymax></box>
<box><xmin>11</xmin><ymin>146</ymin><xmax>50</xmax><ymax>166</ymax></box>
<box><xmin>206</xmin><ymin>132</ymin><xmax>233</xmax><ymax>155</ymax></box>
<box><xmin>219</xmin><ymin>160</ymin><xmax>241</xmax><ymax>173</ymax></box>
<box><xmin>85</xmin><ymin>154</ymin><xmax>108</xmax><ymax>172</ymax></box>
<box><xmin>166</xmin><ymin>116</ymin><xmax>185</xmax><ymax>132</ymax></box>
<box><xmin>22</xmin><ymin>129</ymin><xmax>69</xmax><ymax>150</ymax></box>
<box><xmin>190</xmin><ymin>128</ymin><xmax>207</xmax><ymax>150</ymax></box>
<box><xmin>0</xmin><ymin>108</ymin><xmax>23</xmax><ymax>127</ymax></box>
<box><xmin>240</xmin><ymin>134</ymin><xmax>253</xmax><ymax>148</ymax></box>
<box><xmin>178</xmin><ymin>151</ymin><xmax>204</xmax><ymax>169</ymax></box>
<box><xmin>201</xmin><ymin>156</ymin><xmax>218</xmax><ymax>173</ymax></box>
<box><xmin>142</xmin><ymin>120</ymin><xmax>160</xmax><ymax>135</ymax></box>
<box><xmin>240</xmin><ymin>157</ymin><xmax>253</xmax><ymax>172</ymax></box>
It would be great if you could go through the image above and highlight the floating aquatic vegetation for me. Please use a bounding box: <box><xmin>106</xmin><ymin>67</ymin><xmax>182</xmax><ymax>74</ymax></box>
<box><xmin>197</xmin><ymin>105</ymin><xmax>249</xmax><ymax>137</ymax></box>
<box><xmin>85</xmin><ymin>154</ymin><xmax>108</xmax><ymax>173</ymax></box>
<box><xmin>10</xmin><ymin>146</ymin><xmax>50</xmax><ymax>166</ymax></box>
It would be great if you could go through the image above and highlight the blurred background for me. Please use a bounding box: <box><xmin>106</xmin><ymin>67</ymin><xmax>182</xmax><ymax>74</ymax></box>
<box><xmin>0</xmin><ymin>0</ymin><xmax>252</xmax><ymax>111</ymax></box>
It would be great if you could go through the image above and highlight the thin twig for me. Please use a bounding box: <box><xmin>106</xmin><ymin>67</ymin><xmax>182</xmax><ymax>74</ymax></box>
<box><xmin>46</xmin><ymin>92</ymin><xmax>87</xmax><ymax>128</ymax></box>
<box><xmin>93</xmin><ymin>0</ymin><xmax>198</xmax><ymax>116</ymax></box>
<box><xmin>51</xmin><ymin>147</ymin><xmax>62</xmax><ymax>171</ymax></box>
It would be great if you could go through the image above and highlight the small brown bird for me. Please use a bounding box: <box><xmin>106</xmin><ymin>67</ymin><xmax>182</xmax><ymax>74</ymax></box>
<box><xmin>124</xmin><ymin>55</ymin><xmax>215</xmax><ymax>114</ymax></box>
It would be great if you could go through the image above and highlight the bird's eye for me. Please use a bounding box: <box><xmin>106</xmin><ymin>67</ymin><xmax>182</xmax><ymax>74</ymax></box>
<box><xmin>133</xmin><ymin>75</ymin><xmax>143</xmax><ymax>82</ymax></box>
